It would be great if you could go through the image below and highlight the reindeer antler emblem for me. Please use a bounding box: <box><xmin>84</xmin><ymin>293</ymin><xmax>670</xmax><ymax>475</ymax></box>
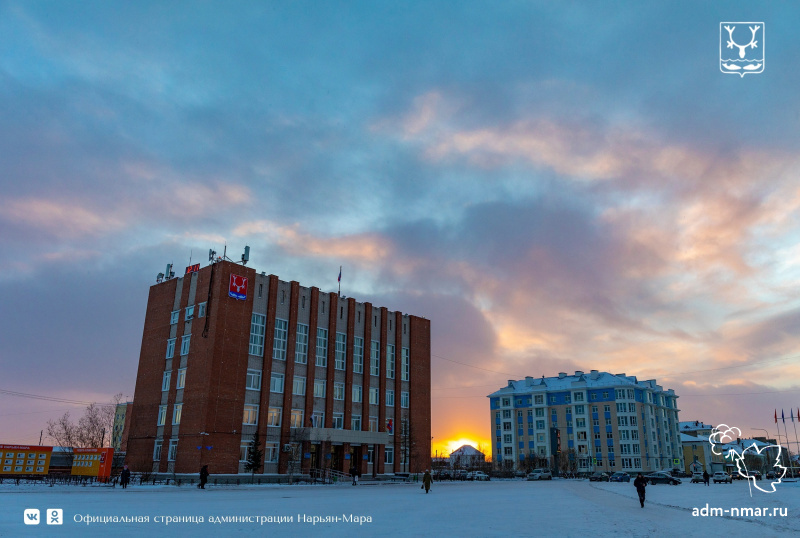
<box><xmin>724</xmin><ymin>25</ymin><xmax>759</xmax><ymax>58</ymax></box>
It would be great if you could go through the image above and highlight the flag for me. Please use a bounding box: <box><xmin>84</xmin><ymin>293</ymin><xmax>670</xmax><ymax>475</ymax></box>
<box><xmin>792</xmin><ymin>409</ymin><xmax>795</xmax><ymax>423</ymax></box>
<box><xmin>775</xmin><ymin>409</ymin><xmax>778</xmax><ymax>424</ymax></box>
<box><xmin>781</xmin><ymin>409</ymin><xmax>785</xmax><ymax>423</ymax></box>
<box><xmin>338</xmin><ymin>266</ymin><xmax>342</xmax><ymax>283</ymax></box>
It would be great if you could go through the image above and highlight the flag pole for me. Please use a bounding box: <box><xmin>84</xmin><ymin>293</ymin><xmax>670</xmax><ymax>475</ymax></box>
<box><xmin>791</xmin><ymin>410</ymin><xmax>799</xmax><ymax>477</ymax></box>
<box><xmin>338</xmin><ymin>265</ymin><xmax>342</xmax><ymax>298</ymax></box>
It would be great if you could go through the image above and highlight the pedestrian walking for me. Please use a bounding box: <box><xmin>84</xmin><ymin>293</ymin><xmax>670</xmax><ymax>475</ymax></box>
<box><xmin>703</xmin><ymin>470</ymin><xmax>710</xmax><ymax>486</ymax></box>
<box><xmin>422</xmin><ymin>469</ymin><xmax>433</xmax><ymax>494</ymax></box>
<box><xmin>120</xmin><ymin>465</ymin><xmax>131</xmax><ymax>489</ymax></box>
<box><xmin>350</xmin><ymin>464</ymin><xmax>358</xmax><ymax>486</ymax></box>
<box><xmin>198</xmin><ymin>465</ymin><xmax>209</xmax><ymax>489</ymax></box>
<box><xmin>634</xmin><ymin>473</ymin><xmax>647</xmax><ymax>508</ymax></box>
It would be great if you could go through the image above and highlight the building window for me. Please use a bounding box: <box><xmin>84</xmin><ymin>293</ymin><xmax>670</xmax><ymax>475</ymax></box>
<box><xmin>386</xmin><ymin>390</ymin><xmax>395</xmax><ymax>407</ymax></box>
<box><xmin>503</xmin><ymin>434</ymin><xmax>512</xmax><ymax>443</ymax></box>
<box><xmin>575</xmin><ymin>405</ymin><xmax>585</xmax><ymax>415</ymax></box>
<box><xmin>334</xmin><ymin>382</ymin><xmax>345</xmax><ymax>400</ymax></box>
<box><xmin>504</xmin><ymin>447</ymin><xmax>512</xmax><ymax>456</ymax></box>
<box><xmin>197</xmin><ymin>302</ymin><xmax>206</xmax><ymax>318</ymax></box>
<box><xmin>535</xmin><ymin>408</ymin><xmax>544</xmax><ymax>417</ymax></box>
<box><xmin>180</xmin><ymin>335</ymin><xmax>191</xmax><ymax>356</ymax></box>
<box><xmin>249</xmin><ymin>313</ymin><xmax>266</xmax><ymax>356</ymax></box>
<box><xmin>576</xmin><ymin>418</ymin><xmax>586</xmax><ymax>428</ymax></box>
<box><xmin>177</xmin><ymin>368</ymin><xmax>186</xmax><ymax>389</ymax></box>
<box><xmin>370</xmin><ymin>341</ymin><xmax>380</xmax><ymax>376</ymax></box>
<box><xmin>170</xmin><ymin>310</ymin><xmax>179</xmax><ymax>324</ymax></box>
<box><xmin>168</xmin><ymin>439</ymin><xmax>178</xmax><ymax>461</ymax></box>
<box><xmin>368</xmin><ymin>445</ymin><xmax>374</xmax><ymax>463</ymax></box>
<box><xmin>162</xmin><ymin>371</ymin><xmax>171</xmax><ymax>391</ymax></box>
<box><xmin>353</xmin><ymin>385</ymin><xmax>363</xmax><ymax>403</ymax></box>
<box><xmin>290</xmin><ymin>409</ymin><xmax>304</xmax><ymax>428</ymax></box>
<box><xmin>185</xmin><ymin>305</ymin><xmax>194</xmax><ymax>321</ymax></box>
<box><xmin>265</xmin><ymin>443</ymin><xmax>278</xmax><ymax>463</ymax></box>
<box><xmin>603</xmin><ymin>391</ymin><xmax>609</xmax><ymax>399</ymax></box>
<box><xmin>166</xmin><ymin>338</ymin><xmax>176</xmax><ymax>359</ymax></box>
<box><xmin>400</xmin><ymin>391</ymin><xmax>410</xmax><ymax>408</ymax></box>
<box><xmin>536</xmin><ymin>420</ymin><xmax>545</xmax><ymax>430</ymax></box>
<box><xmin>369</xmin><ymin>416</ymin><xmax>378</xmax><ymax>432</ymax></box>
<box><xmin>353</xmin><ymin>337</ymin><xmax>364</xmax><ymax>374</ymax></box>
<box><xmin>292</xmin><ymin>376</ymin><xmax>306</xmax><ymax>396</ymax></box>
<box><xmin>267</xmin><ymin>407</ymin><xmax>281</xmax><ymax>427</ymax></box>
<box><xmin>246</xmin><ymin>369</ymin><xmax>262</xmax><ymax>390</ymax></box>
<box><xmin>351</xmin><ymin>415</ymin><xmax>361</xmax><ymax>430</ymax></box>
<box><xmin>314</xmin><ymin>379</ymin><xmax>326</xmax><ymax>398</ymax></box>
<box><xmin>385</xmin><ymin>447</ymin><xmax>394</xmax><ymax>465</ymax></box>
<box><xmin>386</xmin><ymin>344</ymin><xmax>396</xmax><ymax>379</ymax></box>
<box><xmin>401</xmin><ymin>348</ymin><xmax>410</xmax><ymax>381</ymax></box>
<box><xmin>604</xmin><ymin>405</ymin><xmax>611</xmax><ymax>413</ymax></box>
<box><xmin>272</xmin><ymin>318</ymin><xmax>288</xmax><ymax>360</ymax></box>
<box><xmin>316</xmin><ymin>328</ymin><xmax>328</xmax><ymax>367</ymax></box>
<box><xmin>153</xmin><ymin>440</ymin><xmax>162</xmax><ymax>461</ymax></box>
<box><xmin>332</xmin><ymin>413</ymin><xmax>344</xmax><ymax>429</ymax></box>
<box><xmin>368</xmin><ymin>387</ymin><xmax>378</xmax><ymax>405</ymax></box>
<box><xmin>243</xmin><ymin>404</ymin><xmax>259</xmax><ymax>425</ymax></box>
<box><xmin>574</xmin><ymin>392</ymin><xmax>584</xmax><ymax>402</ymax></box>
<box><xmin>271</xmin><ymin>373</ymin><xmax>284</xmax><ymax>393</ymax></box>
<box><xmin>157</xmin><ymin>405</ymin><xmax>167</xmax><ymax>426</ymax></box>
<box><xmin>295</xmin><ymin>324</ymin><xmax>308</xmax><ymax>363</ymax></box>
<box><xmin>311</xmin><ymin>412</ymin><xmax>324</xmax><ymax>428</ymax></box>
<box><xmin>240</xmin><ymin>443</ymin><xmax>250</xmax><ymax>462</ymax></box>
<box><xmin>172</xmin><ymin>404</ymin><xmax>182</xmax><ymax>425</ymax></box>
<box><xmin>335</xmin><ymin>332</ymin><xmax>346</xmax><ymax>370</ymax></box>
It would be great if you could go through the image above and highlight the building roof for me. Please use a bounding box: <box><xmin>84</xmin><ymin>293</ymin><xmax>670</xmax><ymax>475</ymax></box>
<box><xmin>487</xmin><ymin>370</ymin><xmax>677</xmax><ymax>398</ymax></box>
<box><xmin>680</xmin><ymin>433</ymin><xmax>706</xmax><ymax>443</ymax></box>
<box><xmin>679</xmin><ymin>421</ymin><xmax>714</xmax><ymax>432</ymax></box>
<box><xmin>450</xmin><ymin>445</ymin><xmax>484</xmax><ymax>458</ymax></box>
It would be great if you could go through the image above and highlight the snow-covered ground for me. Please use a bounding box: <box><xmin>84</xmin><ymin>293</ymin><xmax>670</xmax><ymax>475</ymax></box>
<box><xmin>2</xmin><ymin>478</ymin><xmax>799</xmax><ymax>536</ymax></box>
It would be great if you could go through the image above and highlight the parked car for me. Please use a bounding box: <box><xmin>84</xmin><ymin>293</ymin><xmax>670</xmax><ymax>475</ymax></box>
<box><xmin>646</xmin><ymin>472</ymin><xmax>681</xmax><ymax>485</ymax></box>
<box><xmin>713</xmin><ymin>471</ymin><xmax>732</xmax><ymax>484</ymax></box>
<box><xmin>589</xmin><ymin>472</ymin><xmax>610</xmax><ymax>482</ymax></box>
<box><xmin>609</xmin><ymin>472</ymin><xmax>630</xmax><ymax>483</ymax></box>
<box><xmin>690</xmin><ymin>473</ymin><xmax>705</xmax><ymax>483</ymax></box>
<box><xmin>466</xmin><ymin>471</ymin><xmax>490</xmax><ymax>481</ymax></box>
<box><xmin>750</xmin><ymin>471</ymin><xmax>762</xmax><ymax>480</ymax></box>
<box><xmin>527</xmin><ymin>469</ymin><xmax>553</xmax><ymax>480</ymax></box>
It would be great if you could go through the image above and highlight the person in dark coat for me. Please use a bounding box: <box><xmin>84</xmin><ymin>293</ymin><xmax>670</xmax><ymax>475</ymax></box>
<box><xmin>120</xmin><ymin>465</ymin><xmax>131</xmax><ymax>489</ymax></box>
<box><xmin>634</xmin><ymin>473</ymin><xmax>647</xmax><ymax>508</ymax></box>
<box><xmin>422</xmin><ymin>470</ymin><xmax>433</xmax><ymax>493</ymax></box>
<box><xmin>198</xmin><ymin>465</ymin><xmax>209</xmax><ymax>489</ymax></box>
<box><xmin>350</xmin><ymin>464</ymin><xmax>358</xmax><ymax>486</ymax></box>
<box><xmin>703</xmin><ymin>470</ymin><xmax>710</xmax><ymax>486</ymax></box>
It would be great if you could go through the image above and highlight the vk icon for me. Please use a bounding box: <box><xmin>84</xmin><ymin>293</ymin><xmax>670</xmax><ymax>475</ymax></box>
<box><xmin>24</xmin><ymin>508</ymin><xmax>40</xmax><ymax>525</ymax></box>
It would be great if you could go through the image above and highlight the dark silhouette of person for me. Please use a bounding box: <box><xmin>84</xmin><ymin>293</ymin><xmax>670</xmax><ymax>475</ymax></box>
<box><xmin>422</xmin><ymin>470</ymin><xmax>433</xmax><ymax>493</ymax></box>
<box><xmin>703</xmin><ymin>470</ymin><xmax>710</xmax><ymax>486</ymax></box>
<box><xmin>634</xmin><ymin>473</ymin><xmax>647</xmax><ymax>508</ymax></box>
<box><xmin>198</xmin><ymin>465</ymin><xmax>209</xmax><ymax>489</ymax></box>
<box><xmin>120</xmin><ymin>465</ymin><xmax>131</xmax><ymax>489</ymax></box>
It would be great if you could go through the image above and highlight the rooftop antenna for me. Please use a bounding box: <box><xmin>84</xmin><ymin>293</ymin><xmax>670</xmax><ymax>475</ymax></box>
<box><xmin>241</xmin><ymin>245</ymin><xmax>250</xmax><ymax>265</ymax></box>
<box><xmin>208</xmin><ymin>249</ymin><xmax>217</xmax><ymax>262</ymax></box>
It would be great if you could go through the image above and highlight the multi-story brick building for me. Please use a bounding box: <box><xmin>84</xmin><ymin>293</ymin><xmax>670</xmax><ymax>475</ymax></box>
<box><xmin>488</xmin><ymin>370</ymin><xmax>682</xmax><ymax>475</ymax></box>
<box><xmin>111</xmin><ymin>402</ymin><xmax>133</xmax><ymax>452</ymax></box>
<box><xmin>127</xmin><ymin>259</ymin><xmax>431</xmax><ymax>476</ymax></box>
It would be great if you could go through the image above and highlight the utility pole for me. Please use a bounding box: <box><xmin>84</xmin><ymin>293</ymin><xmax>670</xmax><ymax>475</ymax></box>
<box><xmin>39</xmin><ymin>430</ymin><xmax>43</xmax><ymax>445</ymax></box>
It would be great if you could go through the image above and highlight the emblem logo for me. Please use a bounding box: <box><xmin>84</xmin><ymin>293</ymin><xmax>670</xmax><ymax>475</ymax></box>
<box><xmin>709</xmin><ymin>425</ymin><xmax>786</xmax><ymax>496</ymax></box>
<box><xmin>24</xmin><ymin>509</ymin><xmax>40</xmax><ymax>525</ymax></box>
<box><xmin>228</xmin><ymin>274</ymin><xmax>248</xmax><ymax>300</ymax></box>
<box><xmin>720</xmin><ymin>22</ymin><xmax>764</xmax><ymax>76</ymax></box>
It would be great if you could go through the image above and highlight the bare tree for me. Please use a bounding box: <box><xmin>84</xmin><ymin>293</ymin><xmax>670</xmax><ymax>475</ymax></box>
<box><xmin>46</xmin><ymin>394</ymin><xmax>122</xmax><ymax>448</ymax></box>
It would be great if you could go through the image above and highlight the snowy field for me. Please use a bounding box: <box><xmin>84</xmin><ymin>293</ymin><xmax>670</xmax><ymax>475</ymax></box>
<box><xmin>2</xmin><ymin>478</ymin><xmax>799</xmax><ymax>537</ymax></box>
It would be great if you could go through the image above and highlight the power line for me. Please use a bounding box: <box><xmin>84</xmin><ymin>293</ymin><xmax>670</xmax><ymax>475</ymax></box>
<box><xmin>0</xmin><ymin>389</ymin><xmax>117</xmax><ymax>407</ymax></box>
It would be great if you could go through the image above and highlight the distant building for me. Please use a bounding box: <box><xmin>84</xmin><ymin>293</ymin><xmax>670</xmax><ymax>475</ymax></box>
<box><xmin>111</xmin><ymin>402</ymin><xmax>133</xmax><ymax>452</ymax></box>
<box><xmin>488</xmin><ymin>370</ymin><xmax>682</xmax><ymax>474</ymax></box>
<box><xmin>449</xmin><ymin>445</ymin><xmax>485</xmax><ymax>469</ymax></box>
<box><xmin>127</xmin><ymin>259</ymin><xmax>431</xmax><ymax>476</ymax></box>
<box><xmin>679</xmin><ymin>420</ymin><xmax>714</xmax><ymax>438</ymax></box>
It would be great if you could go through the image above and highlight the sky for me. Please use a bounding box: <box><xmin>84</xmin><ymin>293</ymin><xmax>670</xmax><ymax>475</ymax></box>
<box><xmin>1</xmin><ymin>1</ymin><xmax>800</xmax><ymax>457</ymax></box>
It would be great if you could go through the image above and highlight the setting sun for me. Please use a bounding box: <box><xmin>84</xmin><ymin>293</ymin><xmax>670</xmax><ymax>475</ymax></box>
<box><xmin>432</xmin><ymin>436</ymin><xmax>491</xmax><ymax>458</ymax></box>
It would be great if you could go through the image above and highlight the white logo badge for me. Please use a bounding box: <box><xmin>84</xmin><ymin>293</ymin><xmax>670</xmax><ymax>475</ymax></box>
<box><xmin>24</xmin><ymin>508</ymin><xmax>40</xmax><ymax>525</ymax></box>
<box><xmin>47</xmin><ymin>508</ymin><xmax>63</xmax><ymax>525</ymax></box>
<box><xmin>720</xmin><ymin>22</ymin><xmax>764</xmax><ymax>76</ymax></box>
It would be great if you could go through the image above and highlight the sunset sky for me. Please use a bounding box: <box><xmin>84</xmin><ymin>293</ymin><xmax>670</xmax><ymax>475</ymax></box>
<box><xmin>2</xmin><ymin>1</ymin><xmax>800</xmax><ymax>458</ymax></box>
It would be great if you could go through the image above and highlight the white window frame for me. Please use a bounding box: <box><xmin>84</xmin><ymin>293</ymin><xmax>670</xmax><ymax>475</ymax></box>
<box><xmin>180</xmin><ymin>335</ymin><xmax>191</xmax><ymax>356</ymax></box>
<box><xmin>386</xmin><ymin>389</ymin><xmax>395</xmax><ymax>407</ymax></box>
<box><xmin>172</xmin><ymin>403</ymin><xmax>182</xmax><ymax>425</ymax></box>
<box><xmin>335</xmin><ymin>332</ymin><xmax>346</xmax><ymax>370</ymax></box>
<box><xmin>401</xmin><ymin>347</ymin><xmax>409</xmax><ymax>381</ymax></box>
<box><xmin>293</xmin><ymin>376</ymin><xmax>306</xmax><ymax>396</ymax></box>
<box><xmin>265</xmin><ymin>443</ymin><xmax>278</xmax><ymax>463</ymax></box>
<box><xmin>166</xmin><ymin>338</ymin><xmax>176</xmax><ymax>359</ymax></box>
<box><xmin>185</xmin><ymin>305</ymin><xmax>194</xmax><ymax>321</ymax></box>
<box><xmin>290</xmin><ymin>409</ymin><xmax>304</xmax><ymax>428</ymax></box>
<box><xmin>332</xmin><ymin>412</ymin><xmax>344</xmax><ymax>429</ymax></box>
<box><xmin>295</xmin><ymin>324</ymin><xmax>308</xmax><ymax>363</ymax></box>
<box><xmin>167</xmin><ymin>439</ymin><xmax>178</xmax><ymax>461</ymax></box>
<box><xmin>157</xmin><ymin>405</ymin><xmax>167</xmax><ymax>426</ymax></box>
<box><xmin>370</xmin><ymin>341</ymin><xmax>380</xmax><ymax>376</ymax></box>
<box><xmin>316</xmin><ymin>328</ymin><xmax>328</xmax><ymax>367</ymax></box>
<box><xmin>311</xmin><ymin>411</ymin><xmax>324</xmax><ymax>428</ymax></box>
<box><xmin>197</xmin><ymin>302</ymin><xmax>206</xmax><ymax>318</ymax></box>
<box><xmin>400</xmin><ymin>391</ymin><xmax>409</xmax><ymax>408</ymax></box>
<box><xmin>153</xmin><ymin>439</ymin><xmax>162</xmax><ymax>461</ymax></box>
<box><xmin>162</xmin><ymin>371</ymin><xmax>171</xmax><ymax>391</ymax></box>
<box><xmin>243</xmin><ymin>404</ymin><xmax>259</xmax><ymax>425</ymax></box>
<box><xmin>273</xmin><ymin>318</ymin><xmax>288</xmax><ymax>360</ymax></box>
<box><xmin>267</xmin><ymin>407</ymin><xmax>281</xmax><ymax>427</ymax></box>
<box><xmin>249</xmin><ymin>313</ymin><xmax>266</xmax><ymax>356</ymax></box>
<box><xmin>271</xmin><ymin>373</ymin><xmax>284</xmax><ymax>393</ymax></box>
<box><xmin>170</xmin><ymin>310</ymin><xmax>179</xmax><ymax>324</ymax></box>
<box><xmin>385</xmin><ymin>447</ymin><xmax>394</xmax><ymax>465</ymax></box>
<box><xmin>353</xmin><ymin>385</ymin><xmax>363</xmax><ymax>403</ymax></box>
<box><xmin>314</xmin><ymin>379</ymin><xmax>326</xmax><ymax>398</ymax></box>
<box><xmin>369</xmin><ymin>387</ymin><xmax>379</xmax><ymax>405</ymax></box>
<box><xmin>246</xmin><ymin>369</ymin><xmax>262</xmax><ymax>391</ymax></box>
<box><xmin>176</xmin><ymin>368</ymin><xmax>186</xmax><ymax>389</ymax></box>
<box><xmin>351</xmin><ymin>415</ymin><xmax>361</xmax><ymax>430</ymax></box>
<box><xmin>353</xmin><ymin>337</ymin><xmax>364</xmax><ymax>374</ymax></box>
<box><xmin>386</xmin><ymin>344</ymin><xmax>395</xmax><ymax>379</ymax></box>
<box><xmin>333</xmin><ymin>382</ymin><xmax>345</xmax><ymax>401</ymax></box>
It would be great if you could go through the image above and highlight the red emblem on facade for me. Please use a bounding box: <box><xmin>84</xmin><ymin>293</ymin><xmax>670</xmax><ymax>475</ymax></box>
<box><xmin>229</xmin><ymin>274</ymin><xmax>248</xmax><ymax>300</ymax></box>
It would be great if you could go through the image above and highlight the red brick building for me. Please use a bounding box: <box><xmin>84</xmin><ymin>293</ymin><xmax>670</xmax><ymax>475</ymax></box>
<box><xmin>127</xmin><ymin>259</ymin><xmax>431</xmax><ymax>476</ymax></box>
